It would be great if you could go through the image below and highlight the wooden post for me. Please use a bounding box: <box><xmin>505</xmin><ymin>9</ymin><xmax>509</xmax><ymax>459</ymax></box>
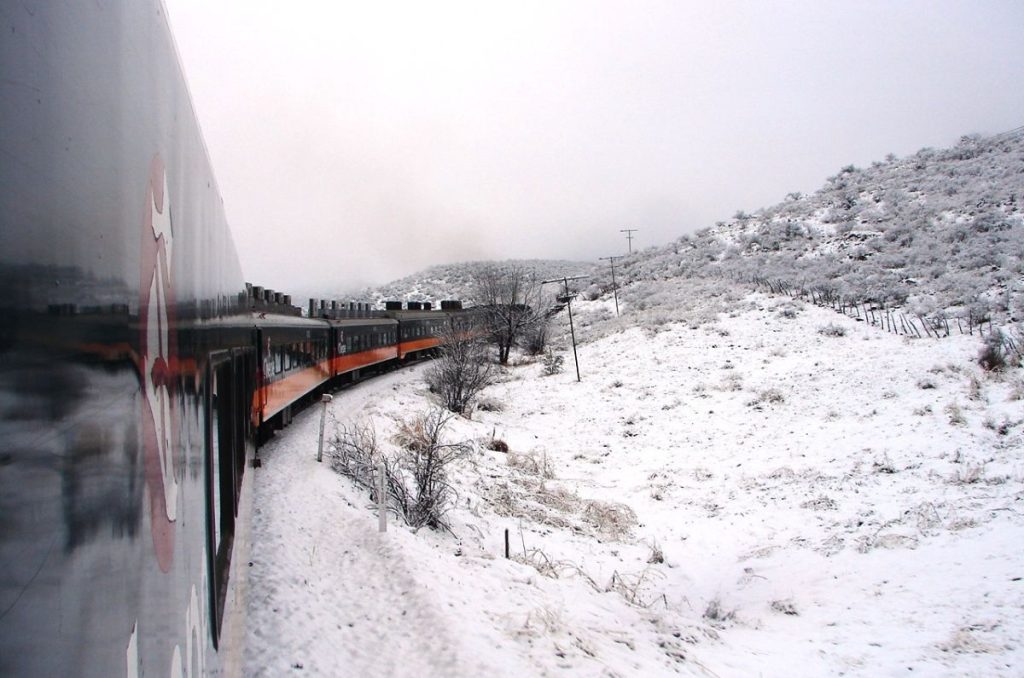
<box><xmin>504</xmin><ymin>529</ymin><xmax>510</xmax><ymax>559</ymax></box>
<box><xmin>316</xmin><ymin>393</ymin><xmax>333</xmax><ymax>462</ymax></box>
<box><xmin>378</xmin><ymin>460</ymin><xmax>387</xmax><ymax>533</ymax></box>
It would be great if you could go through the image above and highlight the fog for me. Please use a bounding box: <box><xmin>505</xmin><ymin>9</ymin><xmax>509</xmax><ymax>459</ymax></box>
<box><xmin>164</xmin><ymin>0</ymin><xmax>1024</xmax><ymax>295</ymax></box>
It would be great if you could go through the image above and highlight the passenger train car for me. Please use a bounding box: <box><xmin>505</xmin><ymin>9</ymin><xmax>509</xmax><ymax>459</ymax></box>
<box><xmin>0</xmin><ymin>3</ymin><xmax>467</xmax><ymax>675</ymax></box>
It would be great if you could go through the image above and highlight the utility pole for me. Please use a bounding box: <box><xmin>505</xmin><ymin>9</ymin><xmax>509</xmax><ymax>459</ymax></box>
<box><xmin>598</xmin><ymin>256</ymin><xmax>621</xmax><ymax>317</ymax></box>
<box><xmin>541</xmin><ymin>274</ymin><xmax>588</xmax><ymax>382</ymax></box>
<box><xmin>620</xmin><ymin>229</ymin><xmax>638</xmax><ymax>254</ymax></box>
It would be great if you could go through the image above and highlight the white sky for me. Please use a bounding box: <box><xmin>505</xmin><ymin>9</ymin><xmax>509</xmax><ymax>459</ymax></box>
<box><xmin>163</xmin><ymin>0</ymin><xmax>1024</xmax><ymax>295</ymax></box>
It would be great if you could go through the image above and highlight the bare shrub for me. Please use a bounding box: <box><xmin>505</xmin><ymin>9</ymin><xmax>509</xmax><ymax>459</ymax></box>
<box><xmin>646</xmin><ymin>540</ymin><xmax>665</xmax><ymax>564</ymax></box>
<box><xmin>801</xmin><ymin>495</ymin><xmax>837</xmax><ymax>511</ymax></box>
<box><xmin>939</xmin><ymin>626</ymin><xmax>1001</xmax><ymax>654</ymax></box>
<box><xmin>328</xmin><ymin>421</ymin><xmax>412</xmax><ymax>523</ymax></box>
<box><xmin>426</xmin><ymin>323</ymin><xmax>494</xmax><ymax>414</ymax></box>
<box><xmin>949</xmin><ymin>464</ymin><xmax>984</xmax><ymax>485</ymax></box>
<box><xmin>818</xmin><ymin>323</ymin><xmax>847</xmax><ymax>337</ymax></box>
<box><xmin>507</xmin><ymin>450</ymin><xmax>555</xmax><ymax>479</ymax></box>
<box><xmin>581</xmin><ymin>500</ymin><xmax>637</xmax><ymax>540</ymax></box>
<box><xmin>475</xmin><ymin>395</ymin><xmax>504</xmax><ymax>412</ymax></box>
<box><xmin>392</xmin><ymin>410</ymin><xmax>471</xmax><ymax>529</ymax></box>
<box><xmin>977</xmin><ymin>331</ymin><xmax>1007</xmax><ymax>372</ymax></box>
<box><xmin>606</xmin><ymin>568</ymin><xmax>667</xmax><ymax>608</ymax></box>
<box><xmin>522</xmin><ymin>322</ymin><xmax>549</xmax><ymax>356</ymax></box>
<box><xmin>717</xmin><ymin>373</ymin><xmax>743</xmax><ymax>392</ymax></box>
<box><xmin>966</xmin><ymin>374</ymin><xmax>982</xmax><ymax>400</ymax></box>
<box><xmin>486</xmin><ymin>438</ymin><xmax>509</xmax><ymax>453</ymax></box>
<box><xmin>746</xmin><ymin>388</ymin><xmax>785</xmax><ymax>408</ymax></box>
<box><xmin>513</xmin><ymin>548</ymin><xmax>599</xmax><ymax>590</ymax></box>
<box><xmin>945</xmin><ymin>401</ymin><xmax>967</xmax><ymax>426</ymax></box>
<box><xmin>770</xmin><ymin>599</ymin><xmax>799</xmax><ymax>616</ymax></box>
<box><xmin>703</xmin><ymin>597</ymin><xmax>735</xmax><ymax>624</ymax></box>
<box><xmin>777</xmin><ymin>301</ymin><xmax>802</xmax><ymax>319</ymax></box>
<box><xmin>1009</xmin><ymin>377</ymin><xmax>1024</xmax><ymax>401</ymax></box>
<box><xmin>541</xmin><ymin>350</ymin><xmax>564</xmax><ymax>376</ymax></box>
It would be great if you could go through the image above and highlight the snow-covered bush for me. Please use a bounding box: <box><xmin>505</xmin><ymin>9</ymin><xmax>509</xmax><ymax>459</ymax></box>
<box><xmin>818</xmin><ymin>323</ymin><xmax>847</xmax><ymax>337</ymax></box>
<box><xmin>541</xmin><ymin>350</ymin><xmax>564</xmax><ymax>376</ymax></box>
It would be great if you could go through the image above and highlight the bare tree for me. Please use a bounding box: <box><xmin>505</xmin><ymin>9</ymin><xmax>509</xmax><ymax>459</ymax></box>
<box><xmin>471</xmin><ymin>263</ymin><xmax>547</xmax><ymax>364</ymax></box>
<box><xmin>426</xmin><ymin>320</ymin><xmax>493</xmax><ymax>414</ymax></box>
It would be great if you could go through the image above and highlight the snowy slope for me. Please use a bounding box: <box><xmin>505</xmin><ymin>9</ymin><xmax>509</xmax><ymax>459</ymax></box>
<box><xmin>243</xmin><ymin>292</ymin><xmax>1023</xmax><ymax>677</ymax></box>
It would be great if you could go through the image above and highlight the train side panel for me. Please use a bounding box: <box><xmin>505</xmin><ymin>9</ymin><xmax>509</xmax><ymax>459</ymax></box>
<box><xmin>1</xmin><ymin>2</ymin><xmax>250</xmax><ymax>676</ymax></box>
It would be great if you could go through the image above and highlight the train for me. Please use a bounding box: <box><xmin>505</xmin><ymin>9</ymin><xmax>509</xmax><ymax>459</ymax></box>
<box><xmin>0</xmin><ymin>2</ymin><xmax>473</xmax><ymax>675</ymax></box>
<box><xmin>245</xmin><ymin>291</ymin><xmax>469</xmax><ymax>439</ymax></box>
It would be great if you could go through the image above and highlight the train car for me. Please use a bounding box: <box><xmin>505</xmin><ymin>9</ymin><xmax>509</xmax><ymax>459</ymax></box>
<box><xmin>384</xmin><ymin>303</ymin><xmax>450</xmax><ymax>360</ymax></box>
<box><xmin>253</xmin><ymin>314</ymin><xmax>332</xmax><ymax>432</ymax></box>
<box><xmin>328</xmin><ymin>317</ymin><xmax>400</xmax><ymax>382</ymax></box>
<box><xmin>0</xmin><ymin>2</ymin><xmax>256</xmax><ymax>675</ymax></box>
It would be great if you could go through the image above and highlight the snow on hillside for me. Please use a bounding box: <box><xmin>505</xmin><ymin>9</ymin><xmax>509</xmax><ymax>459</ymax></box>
<box><xmin>244</xmin><ymin>291</ymin><xmax>1024</xmax><ymax>677</ymax></box>
<box><xmin>586</xmin><ymin>129</ymin><xmax>1024</xmax><ymax>329</ymax></box>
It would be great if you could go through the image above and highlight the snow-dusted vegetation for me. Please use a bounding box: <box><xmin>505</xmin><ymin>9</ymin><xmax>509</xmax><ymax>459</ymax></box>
<box><xmin>243</xmin><ymin>131</ymin><xmax>1024</xmax><ymax>676</ymax></box>
<box><xmin>600</xmin><ymin>129</ymin><xmax>1024</xmax><ymax>331</ymax></box>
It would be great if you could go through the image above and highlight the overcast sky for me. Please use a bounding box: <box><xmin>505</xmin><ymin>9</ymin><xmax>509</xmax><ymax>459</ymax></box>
<box><xmin>164</xmin><ymin>0</ymin><xmax>1024</xmax><ymax>295</ymax></box>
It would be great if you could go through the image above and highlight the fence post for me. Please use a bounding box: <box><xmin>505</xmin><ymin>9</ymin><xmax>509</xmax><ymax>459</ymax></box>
<box><xmin>316</xmin><ymin>393</ymin><xmax>333</xmax><ymax>462</ymax></box>
<box><xmin>378</xmin><ymin>460</ymin><xmax>387</xmax><ymax>533</ymax></box>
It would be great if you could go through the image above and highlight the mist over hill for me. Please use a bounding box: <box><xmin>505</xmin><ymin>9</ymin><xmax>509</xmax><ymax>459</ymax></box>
<box><xmin>354</xmin><ymin>259</ymin><xmax>591</xmax><ymax>307</ymax></box>
<box><xmin>351</xmin><ymin>128</ymin><xmax>1022</xmax><ymax>339</ymax></box>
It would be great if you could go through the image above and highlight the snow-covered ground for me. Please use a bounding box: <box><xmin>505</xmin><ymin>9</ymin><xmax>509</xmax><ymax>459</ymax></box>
<box><xmin>243</xmin><ymin>293</ymin><xmax>1023</xmax><ymax>677</ymax></box>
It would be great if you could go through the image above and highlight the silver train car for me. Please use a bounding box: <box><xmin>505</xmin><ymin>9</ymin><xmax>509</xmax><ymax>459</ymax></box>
<box><xmin>2</xmin><ymin>2</ymin><xmax>257</xmax><ymax>674</ymax></box>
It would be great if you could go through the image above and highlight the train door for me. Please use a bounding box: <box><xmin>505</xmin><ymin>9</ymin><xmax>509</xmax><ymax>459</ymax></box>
<box><xmin>254</xmin><ymin>327</ymin><xmax>267</xmax><ymax>431</ymax></box>
<box><xmin>205</xmin><ymin>347</ymin><xmax>255</xmax><ymax>646</ymax></box>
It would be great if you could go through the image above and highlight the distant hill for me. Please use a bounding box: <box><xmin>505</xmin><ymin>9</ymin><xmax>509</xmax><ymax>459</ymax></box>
<box><xmin>356</xmin><ymin>259</ymin><xmax>592</xmax><ymax>307</ymax></box>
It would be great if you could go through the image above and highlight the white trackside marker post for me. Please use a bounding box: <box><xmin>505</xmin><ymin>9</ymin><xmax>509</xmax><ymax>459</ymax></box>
<box><xmin>377</xmin><ymin>460</ymin><xmax>387</xmax><ymax>533</ymax></box>
<box><xmin>316</xmin><ymin>393</ymin><xmax>333</xmax><ymax>462</ymax></box>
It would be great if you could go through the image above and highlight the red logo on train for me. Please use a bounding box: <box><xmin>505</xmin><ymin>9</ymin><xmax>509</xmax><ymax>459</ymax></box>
<box><xmin>139</xmin><ymin>155</ymin><xmax>178</xmax><ymax>572</ymax></box>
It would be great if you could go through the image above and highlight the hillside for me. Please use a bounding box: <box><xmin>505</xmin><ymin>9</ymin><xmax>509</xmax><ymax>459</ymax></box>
<box><xmin>245</xmin><ymin>292</ymin><xmax>1024</xmax><ymax>676</ymax></box>
<box><xmin>582</xmin><ymin>129</ymin><xmax>1024</xmax><ymax>334</ymax></box>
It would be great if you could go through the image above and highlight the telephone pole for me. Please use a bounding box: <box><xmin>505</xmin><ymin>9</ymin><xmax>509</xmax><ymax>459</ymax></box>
<box><xmin>541</xmin><ymin>274</ymin><xmax>588</xmax><ymax>382</ymax></box>
<box><xmin>598</xmin><ymin>255</ymin><xmax>621</xmax><ymax>317</ymax></box>
<box><xmin>620</xmin><ymin>229</ymin><xmax>638</xmax><ymax>254</ymax></box>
